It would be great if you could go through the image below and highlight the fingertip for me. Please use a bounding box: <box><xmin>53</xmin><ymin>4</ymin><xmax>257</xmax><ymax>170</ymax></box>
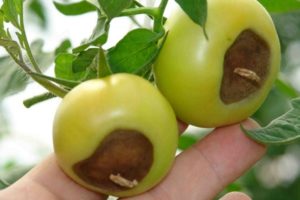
<box><xmin>215</xmin><ymin>118</ymin><xmax>266</xmax><ymax>151</ymax></box>
<box><xmin>196</xmin><ymin>118</ymin><xmax>267</xmax><ymax>185</ymax></box>
<box><xmin>239</xmin><ymin>118</ymin><xmax>267</xmax><ymax>150</ymax></box>
<box><xmin>133</xmin><ymin>119</ymin><xmax>265</xmax><ymax>200</ymax></box>
<box><xmin>240</xmin><ymin>118</ymin><xmax>260</xmax><ymax>130</ymax></box>
<box><xmin>219</xmin><ymin>192</ymin><xmax>251</xmax><ymax>200</ymax></box>
<box><xmin>216</xmin><ymin>118</ymin><xmax>260</xmax><ymax>131</ymax></box>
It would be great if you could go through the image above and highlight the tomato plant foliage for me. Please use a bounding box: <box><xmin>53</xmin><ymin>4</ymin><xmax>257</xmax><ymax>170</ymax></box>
<box><xmin>244</xmin><ymin>98</ymin><xmax>300</xmax><ymax>144</ymax></box>
<box><xmin>53</xmin><ymin>1</ymin><xmax>97</xmax><ymax>16</ymax></box>
<box><xmin>0</xmin><ymin>1</ymin><xmax>300</xmax><ymax>145</ymax></box>
<box><xmin>107</xmin><ymin>29</ymin><xmax>161</xmax><ymax>74</ymax></box>
<box><xmin>175</xmin><ymin>0</ymin><xmax>208</xmax><ymax>36</ymax></box>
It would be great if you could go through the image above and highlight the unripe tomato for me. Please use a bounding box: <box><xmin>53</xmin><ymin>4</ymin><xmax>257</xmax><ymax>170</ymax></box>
<box><xmin>53</xmin><ymin>74</ymin><xmax>178</xmax><ymax>197</ymax></box>
<box><xmin>154</xmin><ymin>0</ymin><xmax>281</xmax><ymax>127</ymax></box>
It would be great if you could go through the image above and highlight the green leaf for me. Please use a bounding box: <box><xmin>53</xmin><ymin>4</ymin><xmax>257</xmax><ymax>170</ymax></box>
<box><xmin>259</xmin><ymin>0</ymin><xmax>300</xmax><ymax>13</ymax></box>
<box><xmin>0</xmin><ymin>39</ymin><xmax>53</xmax><ymax>99</ymax></box>
<box><xmin>55</xmin><ymin>53</ymin><xmax>96</xmax><ymax>82</ymax></box>
<box><xmin>86</xmin><ymin>0</ymin><xmax>101</xmax><ymax>9</ymax></box>
<box><xmin>253</xmin><ymin>88</ymin><xmax>292</xmax><ymax>126</ymax></box>
<box><xmin>28</xmin><ymin>0</ymin><xmax>47</xmax><ymax>28</ymax></box>
<box><xmin>55</xmin><ymin>39</ymin><xmax>72</xmax><ymax>56</ymax></box>
<box><xmin>1</xmin><ymin>0</ymin><xmax>23</xmax><ymax>29</ymax></box>
<box><xmin>98</xmin><ymin>0</ymin><xmax>133</xmax><ymax>19</ymax></box>
<box><xmin>73</xmin><ymin>16</ymin><xmax>108</xmax><ymax>53</ymax></box>
<box><xmin>0</xmin><ymin>55</ymin><xmax>28</xmax><ymax>99</ymax></box>
<box><xmin>53</xmin><ymin>0</ymin><xmax>97</xmax><ymax>16</ymax></box>
<box><xmin>175</xmin><ymin>0</ymin><xmax>207</xmax><ymax>37</ymax></box>
<box><xmin>18</xmin><ymin>39</ymin><xmax>55</xmax><ymax>76</ymax></box>
<box><xmin>72</xmin><ymin>48</ymin><xmax>98</xmax><ymax>73</ymax></box>
<box><xmin>244</xmin><ymin>98</ymin><xmax>300</xmax><ymax>145</ymax></box>
<box><xmin>0</xmin><ymin>38</ymin><xmax>21</xmax><ymax>58</ymax></box>
<box><xmin>55</xmin><ymin>53</ymin><xmax>78</xmax><ymax>81</ymax></box>
<box><xmin>97</xmin><ymin>46</ymin><xmax>112</xmax><ymax>77</ymax></box>
<box><xmin>107</xmin><ymin>28</ymin><xmax>160</xmax><ymax>73</ymax></box>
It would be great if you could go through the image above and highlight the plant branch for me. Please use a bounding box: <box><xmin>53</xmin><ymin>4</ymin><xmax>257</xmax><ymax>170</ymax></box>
<box><xmin>120</xmin><ymin>7</ymin><xmax>156</xmax><ymax>18</ymax></box>
<box><xmin>153</xmin><ymin>0</ymin><xmax>168</xmax><ymax>33</ymax></box>
<box><xmin>134</xmin><ymin>1</ymin><xmax>145</xmax><ymax>8</ymax></box>
<box><xmin>120</xmin><ymin>0</ymin><xmax>169</xmax><ymax>33</ymax></box>
<box><xmin>7</xmin><ymin>51</ymin><xmax>31</xmax><ymax>73</ymax></box>
<box><xmin>8</xmin><ymin>52</ymin><xmax>67</xmax><ymax>98</ymax></box>
<box><xmin>32</xmin><ymin>76</ymin><xmax>68</xmax><ymax>98</ymax></box>
<box><xmin>19</xmin><ymin>4</ymin><xmax>41</xmax><ymax>73</ymax></box>
<box><xmin>23</xmin><ymin>92</ymin><xmax>56</xmax><ymax>108</ymax></box>
<box><xmin>29</xmin><ymin>72</ymin><xmax>80</xmax><ymax>89</ymax></box>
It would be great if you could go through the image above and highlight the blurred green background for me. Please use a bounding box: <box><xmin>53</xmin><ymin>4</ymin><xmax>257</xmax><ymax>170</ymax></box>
<box><xmin>0</xmin><ymin>0</ymin><xmax>300</xmax><ymax>199</ymax></box>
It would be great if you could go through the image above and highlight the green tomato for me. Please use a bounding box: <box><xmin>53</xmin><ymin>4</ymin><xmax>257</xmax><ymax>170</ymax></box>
<box><xmin>154</xmin><ymin>0</ymin><xmax>281</xmax><ymax>127</ymax></box>
<box><xmin>53</xmin><ymin>73</ymin><xmax>178</xmax><ymax>197</ymax></box>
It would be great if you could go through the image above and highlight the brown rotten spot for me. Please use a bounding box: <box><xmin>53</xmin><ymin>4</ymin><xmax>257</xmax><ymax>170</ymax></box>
<box><xmin>220</xmin><ymin>29</ymin><xmax>270</xmax><ymax>104</ymax></box>
<box><xmin>73</xmin><ymin>130</ymin><xmax>153</xmax><ymax>192</ymax></box>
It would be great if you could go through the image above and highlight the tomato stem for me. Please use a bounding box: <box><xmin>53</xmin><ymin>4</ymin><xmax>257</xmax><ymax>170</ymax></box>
<box><xmin>23</xmin><ymin>92</ymin><xmax>56</xmax><ymax>108</ymax></box>
<box><xmin>120</xmin><ymin>0</ymin><xmax>168</xmax><ymax>34</ymax></box>
<box><xmin>31</xmin><ymin>77</ymin><xmax>68</xmax><ymax>98</ymax></box>
<box><xmin>120</xmin><ymin>7</ymin><xmax>156</xmax><ymax>18</ymax></box>
<box><xmin>153</xmin><ymin>0</ymin><xmax>169</xmax><ymax>33</ymax></box>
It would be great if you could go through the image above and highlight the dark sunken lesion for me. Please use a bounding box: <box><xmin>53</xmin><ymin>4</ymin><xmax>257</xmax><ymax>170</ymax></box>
<box><xmin>220</xmin><ymin>29</ymin><xmax>271</xmax><ymax>104</ymax></box>
<box><xmin>73</xmin><ymin>129</ymin><xmax>154</xmax><ymax>192</ymax></box>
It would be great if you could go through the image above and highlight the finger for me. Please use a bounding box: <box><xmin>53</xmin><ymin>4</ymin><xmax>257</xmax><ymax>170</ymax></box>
<box><xmin>28</xmin><ymin>155</ymin><xmax>108</xmax><ymax>200</ymax></box>
<box><xmin>0</xmin><ymin>155</ymin><xmax>107</xmax><ymax>200</ymax></box>
<box><xmin>0</xmin><ymin>119</ymin><xmax>188</xmax><ymax>200</ymax></box>
<box><xmin>219</xmin><ymin>192</ymin><xmax>251</xmax><ymax>200</ymax></box>
<box><xmin>123</xmin><ymin>119</ymin><xmax>266</xmax><ymax>200</ymax></box>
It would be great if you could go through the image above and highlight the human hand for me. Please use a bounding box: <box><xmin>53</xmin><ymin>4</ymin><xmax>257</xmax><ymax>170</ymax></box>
<box><xmin>0</xmin><ymin>119</ymin><xmax>265</xmax><ymax>200</ymax></box>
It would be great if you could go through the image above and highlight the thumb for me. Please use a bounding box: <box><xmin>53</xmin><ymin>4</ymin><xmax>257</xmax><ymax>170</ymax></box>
<box><xmin>220</xmin><ymin>192</ymin><xmax>251</xmax><ymax>200</ymax></box>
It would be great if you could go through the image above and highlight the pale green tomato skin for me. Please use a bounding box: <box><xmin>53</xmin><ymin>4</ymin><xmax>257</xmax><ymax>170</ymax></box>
<box><xmin>53</xmin><ymin>73</ymin><xmax>178</xmax><ymax>197</ymax></box>
<box><xmin>154</xmin><ymin>0</ymin><xmax>281</xmax><ymax>128</ymax></box>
